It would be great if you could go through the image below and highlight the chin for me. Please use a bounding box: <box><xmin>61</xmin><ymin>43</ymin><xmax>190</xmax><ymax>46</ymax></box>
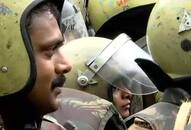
<box><xmin>51</xmin><ymin>98</ymin><xmax>61</xmax><ymax>111</ymax></box>
<box><xmin>122</xmin><ymin>112</ymin><xmax>130</xmax><ymax>118</ymax></box>
<box><xmin>43</xmin><ymin>105</ymin><xmax>58</xmax><ymax>115</ymax></box>
<box><xmin>42</xmin><ymin>98</ymin><xmax>61</xmax><ymax>114</ymax></box>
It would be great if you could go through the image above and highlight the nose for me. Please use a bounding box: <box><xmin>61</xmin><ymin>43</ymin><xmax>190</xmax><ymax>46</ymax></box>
<box><xmin>55</xmin><ymin>52</ymin><xmax>72</xmax><ymax>75</ymax></box>
<box><xmin>121</xmin><ymin>91</ymin><xmax>132</xmax><ymax>102</ymax></box>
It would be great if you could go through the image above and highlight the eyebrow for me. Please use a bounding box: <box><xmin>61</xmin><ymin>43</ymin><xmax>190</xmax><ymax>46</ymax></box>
<box><xmin>46</xmin><ymin>35</ymin><xmax>64</xmax><ymax>47</ymax></box>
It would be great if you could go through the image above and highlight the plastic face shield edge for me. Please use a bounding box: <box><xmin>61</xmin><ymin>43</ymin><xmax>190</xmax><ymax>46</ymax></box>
<box><xmin>77</xmin><ymin>33</ymin><xmax>158</xmax><ymax>95</ymax></box>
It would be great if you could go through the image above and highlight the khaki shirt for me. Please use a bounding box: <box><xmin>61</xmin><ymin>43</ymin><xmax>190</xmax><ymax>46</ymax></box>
<box><xmin>125</xmin><ymin>102</ymin><xmax>179</xmax><ymax>130</ymax></box>
<box><xmin>128</xmin><ymin>118</ymin><xmax>152</xmax><ymax>130</ymax></box>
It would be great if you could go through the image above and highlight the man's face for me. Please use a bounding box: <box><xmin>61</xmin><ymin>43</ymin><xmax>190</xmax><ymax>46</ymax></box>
<box><xmin>112</xmin><ymin>85</ymin><xmax>132</xmax><ymax>118</ymax></box>
<box><xmin>28</xmin><ymin>11</ymin><xmax>72</xmax><ymax>114</ymax></box>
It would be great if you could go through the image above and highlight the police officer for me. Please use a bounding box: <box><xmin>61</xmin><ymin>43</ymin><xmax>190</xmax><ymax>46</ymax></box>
<box><xmin>47</xmin><ymin>34</ymin><xmax>158</xmax><ymax>129</ymax></box>
<box><xmin>0</xmin><ymin>0</ymin><xmax>72</xmax><ymax>129</ymax></box>
<box><xmin>126</xmin><ymin>0</ymin><xmax>191</xmax><ymax>129</ymax></box>
<box><xmin>65</xmin><ymin>0</ymin><xmax>160</xmax><ymax>108</ymax></box>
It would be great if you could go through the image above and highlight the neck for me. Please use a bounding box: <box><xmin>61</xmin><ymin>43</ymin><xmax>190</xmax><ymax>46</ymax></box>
<box><xmin>1</xmin><ymin>97</ymin><xmax>42</xmax><ymax>130</ymax></box>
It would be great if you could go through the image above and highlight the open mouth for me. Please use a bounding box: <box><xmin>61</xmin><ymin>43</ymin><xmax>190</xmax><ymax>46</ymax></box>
<box><xmin>122</xmin><ymin>104</ymin><xmax>130</xmax><ymax>111</ymax></box>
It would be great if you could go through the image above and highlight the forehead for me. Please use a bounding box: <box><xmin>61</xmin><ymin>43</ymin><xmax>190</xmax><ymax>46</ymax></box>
<box><xmin>30</xmin><ymin>10</ymin><xmax>55</xmax><ymax>30</ymax></box>
<box><xmin>29</xmin><ymin>12</ymin><xmax>62</xmax><ymax>48</ymax></box>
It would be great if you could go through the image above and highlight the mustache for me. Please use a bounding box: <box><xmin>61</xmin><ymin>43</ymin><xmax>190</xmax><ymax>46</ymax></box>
<box><xmin>51</xmin><ymin>75</ymin><xmax>66</xmax><ymax>89</ymax></box>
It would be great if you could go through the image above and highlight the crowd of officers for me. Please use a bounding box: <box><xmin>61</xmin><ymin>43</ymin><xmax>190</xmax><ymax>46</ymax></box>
<box><xmin>0</xmin><ymin>0</ymin><xmax>191</xmax><ymax>130</ymax></box>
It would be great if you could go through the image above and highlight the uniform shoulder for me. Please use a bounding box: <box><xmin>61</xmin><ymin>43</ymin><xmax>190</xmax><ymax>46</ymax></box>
<box><xmin>128</xmin><ymin>118</ymin><xmax>152</xmax><ymax>130</ymax></box>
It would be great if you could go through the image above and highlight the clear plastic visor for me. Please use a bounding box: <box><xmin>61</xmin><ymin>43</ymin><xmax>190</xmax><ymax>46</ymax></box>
<box><xmin>61</xmin><ymin>0</ymin><xmax>89</xmax><ymax>42</ymax></box>
<box><xmin>87</xmin><ymin>34</ymin><xmax>158</xmax><ymax>95</ymax></box>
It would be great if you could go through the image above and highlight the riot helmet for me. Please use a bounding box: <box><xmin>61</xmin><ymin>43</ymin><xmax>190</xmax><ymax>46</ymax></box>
<box><xmin>0</xmin><ymin>0</ymin><xmax>65</xmax><ymax>99</ymax></box>
<box><xmin>64</xmin><ymin>0</ymin><xmax>157</xmax><ymax>41</ymax></box>
<box><xmin>88</xmin><ymin>0</ymin><xmax>157</xmax><ymax>40</ymax></box>
<box><xmin>61</xmin><ymin>0</ymin><xmax>89</xmax><ymax>42</ymax></box>
<box><xmin>62</xmin><ymin>33</ymin><xmax>158</xmax><ymax>99</ymax></box>
<box><xmin>145</xmin><ymin>0</ymin><xmax>191</xmax><ymax>92</ymax></box>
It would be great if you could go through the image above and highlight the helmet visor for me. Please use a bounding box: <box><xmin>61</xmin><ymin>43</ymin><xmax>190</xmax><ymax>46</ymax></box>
<box><xmin>87</xmin><ymin>34</ymin><xmax>158</xmax><ymax>95</ymax></box>
<box><xmin>61</xmin><ymin>0</ymin><xmax>89</xmax><ymax>42</ymax></box>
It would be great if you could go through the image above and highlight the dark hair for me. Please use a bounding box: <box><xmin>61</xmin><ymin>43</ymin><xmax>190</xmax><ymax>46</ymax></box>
<box><xmin>107</xmin><ymin>85</ymin><xmax>115</xmax><ymax>102</ymax></box>
<box><xmin>26</xmin><ymin>2</ymin><xmax>60</xmax><ymax>33</ymax></box>
<box><xmin>107</xmin><ymin>76</ymin><xmax>130</xmax><ymax>102</ymax></box>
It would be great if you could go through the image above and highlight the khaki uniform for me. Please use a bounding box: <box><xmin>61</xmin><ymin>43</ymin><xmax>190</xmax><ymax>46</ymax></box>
<box><xmin>46</xmin><ymin>88</ymin><xmax>126</xmax><ymax>130</ymax></box>
<box><xmin>125</xmin><ymin>88</ymin><xmax>189</xmax><ymax>130</ymax></box>
<box><xmin>126</xmin><ymin>102</ymin><xmax>179</xmax><ymax>130</ymax></box>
